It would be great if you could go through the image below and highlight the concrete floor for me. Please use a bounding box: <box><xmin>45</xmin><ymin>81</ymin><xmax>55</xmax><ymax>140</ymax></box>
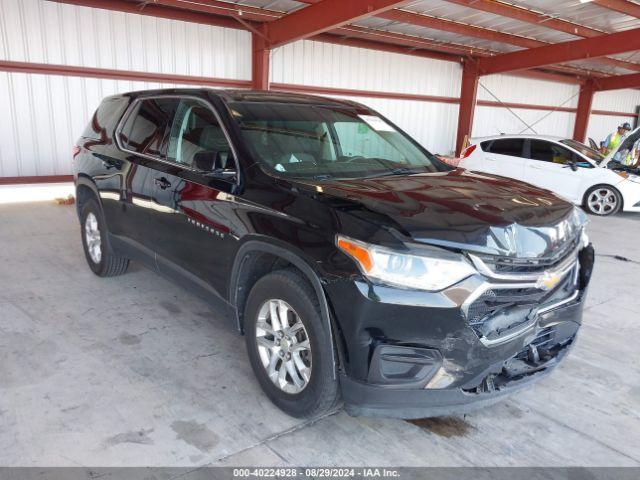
<box><xmin>0</xmin><ymin>201</ymin><xmax>639</xmax><ymax>467</ymax></box>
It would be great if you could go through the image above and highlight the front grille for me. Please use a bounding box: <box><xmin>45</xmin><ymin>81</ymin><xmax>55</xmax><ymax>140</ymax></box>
<box><xmin>475</xmin><ymin>235</ymin><xmax>580</xmax><ymax>275</ymax></box>
<box><xmin>467</xmin><ymin>287</ymin><xmax>541</xmax><ymax>326</ymax></box>
<box><xmin>466</xmin><ymin>267</ymin><xmax>578</xmax><ymax>340</ymax></box>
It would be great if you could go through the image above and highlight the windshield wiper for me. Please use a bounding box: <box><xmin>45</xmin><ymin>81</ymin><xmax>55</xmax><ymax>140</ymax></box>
<box><xmin>361</xmin><ymin>167</ymin><xmax>418</xmax><ymax>179</ymax></box>
<box><xmin>312</xmin><ymin>174</ymin><xmax>333</xmax><ymax>180</ymax></box>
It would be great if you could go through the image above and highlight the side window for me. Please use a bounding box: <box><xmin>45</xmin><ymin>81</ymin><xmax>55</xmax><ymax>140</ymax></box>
<box><xmin>119</xmin><ymin>98</ymin><xmax>177</xmax><ymax>157</ymax></box>
<box><xmin>529</xmin><ymin>140</ymin><xmax>574</xmax><ymax>164</ymax></box>
<box><xmin>82</xmin><ymin>96</ymin><xmax>129</xmax><ymax>143</ymax></box>
<box><xmin>486</xmin><ymin>138</ymin><xmax>525</xmax><ymax>157</ymax></box>
<box><xmin>480</xmin><ymin>140</ymin><xmax>492</xmax><ymax>152</ymax></box>
<box><xmin>334</xmin><ymin>121</ymin><xmax>404</xmax><ymax>162</ymax></box>
<box><xmin>167</xmin><ymin>99</ymin><xmax>234</xmax><ymax>169</ymax></box>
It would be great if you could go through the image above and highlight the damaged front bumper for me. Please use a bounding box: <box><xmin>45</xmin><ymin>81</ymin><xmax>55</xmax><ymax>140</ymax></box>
<box><xmin>326</xmin><ymin>244</ymin><xmax>594</xmax><ymax>419</ymax></box>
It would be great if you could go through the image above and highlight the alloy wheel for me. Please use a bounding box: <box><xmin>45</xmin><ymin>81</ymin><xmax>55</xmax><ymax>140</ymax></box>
<box><xmin>587</xmin><ymin>188</ymin><xmax>618</xmax><ymax>215</ymax></box>
<box><xmin>255</xmin><ymin>299</ymin><xmax>312</xmax><ymax>394</ymax></box>
<box><xmin>85</xmin><ymin>212</ymin><xmax>102</xmax><ymax>264</ymax></box>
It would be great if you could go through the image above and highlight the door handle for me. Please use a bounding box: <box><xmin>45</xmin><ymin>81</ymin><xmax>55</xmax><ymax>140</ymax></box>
<box><xmin>154</xmin><ymin>177</ymin><xmax>172</xmax><ymax>189</ymax></box>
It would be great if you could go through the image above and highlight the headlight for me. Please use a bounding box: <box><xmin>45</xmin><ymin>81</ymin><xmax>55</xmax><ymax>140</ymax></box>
<box><xmin>336</xmin><ymin>235</ymin><xmax>476</xmax><ymax>291</ymax></box>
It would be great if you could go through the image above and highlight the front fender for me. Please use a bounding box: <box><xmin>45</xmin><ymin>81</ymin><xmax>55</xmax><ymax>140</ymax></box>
<box><xmin>229</xmin><ymin>237</ymin><xmax>340</xmax><ymax>377</ymax></box>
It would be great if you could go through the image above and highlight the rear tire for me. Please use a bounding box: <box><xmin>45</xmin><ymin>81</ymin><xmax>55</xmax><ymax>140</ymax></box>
<box><xmin>80</xmin><ymin>198</ymin><xmax>129</xmax><ymax>277</ymax></box>
<box><xmin>583</xmin><ymin>185</ymin><xmax>622</xmax><ymax>216</ymax></box>
<box><xmin>244</xmin><ymin>269</ymin><xmax>339</xmax><ymax>418</ymax></box>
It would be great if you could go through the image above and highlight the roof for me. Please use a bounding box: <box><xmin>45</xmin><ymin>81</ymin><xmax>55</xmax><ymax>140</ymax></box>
<box><xmin>122</xmin><ymin>87</ymin><xmax>370</xmax><ymax>109</ymax></box>
<box><xmin>470</xmin><ymin>134</ymin><xmax>569</xmax><ymax>142</ymax></box>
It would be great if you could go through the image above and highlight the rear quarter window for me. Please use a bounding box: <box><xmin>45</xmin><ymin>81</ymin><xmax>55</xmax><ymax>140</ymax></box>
<box><xmin>81</xmin><ymin>96</ymin><xmax>130</xmax><ymax>142</ymax></box>
<box><xmin>484</xmin><ymin>138</ymin><xmax>525</xmax><ymax>157</ymax></box>
<box><xmin>118</xmin><ymin>98</ymin><xmax>178</xmax><ymax>157</ymax></box>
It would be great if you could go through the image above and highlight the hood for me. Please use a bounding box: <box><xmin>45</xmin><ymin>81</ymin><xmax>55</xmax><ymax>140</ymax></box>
<box><xmin>602</xmin><ymin>126</ymin><xmax>640</xmax><ymax>167</ymax></box>
<box><xmin>293</xmin><ymin>169</ymin><xmax>586</xmax><ymax>259</ymax></box>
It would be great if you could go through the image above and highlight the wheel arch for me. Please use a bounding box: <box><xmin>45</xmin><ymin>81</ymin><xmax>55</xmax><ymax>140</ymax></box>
<box><xmin>75</xmin><ymin>175</ymin><xmax>103</xmax><ymax>218</ymax></box>
<box><xmin>229</xmin><ymin>238</ymin><xmax>343</xmax><ymax>376</ymax></box>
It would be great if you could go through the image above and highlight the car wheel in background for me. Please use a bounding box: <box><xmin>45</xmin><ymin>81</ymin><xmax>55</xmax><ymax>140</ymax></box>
<box><xmin>244</xmin><ymin>268</ymin><xmax>339</xmax><ymax>418</ymax></box>
<box><xmin>80</xmin><ymin>199</ymin><xmax>130</xmax><ymax>276</ymax></box>
<box><xmin>584</xmin><ymin>185</ymin><xmax>622</xmax><ymax>216</ymax></box>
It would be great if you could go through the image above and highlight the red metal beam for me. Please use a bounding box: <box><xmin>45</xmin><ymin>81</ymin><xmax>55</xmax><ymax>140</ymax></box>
<box><xmin>594</xmin><ymin>72</ymin><xmax>640</xmax><ymax>91</ymax></box>
<box><xmin>593</xmin><ymin>0</ymin><xmax>640</xmax><ymax>18</ymax></box>
<box><xmin>456</xmin><ymin>61</ymin><xmax>479</xmax><ymax>155</ymax></box>
<box><xmin>149</xmin><ymin>0</ymin><xmax>280</xmax><ymax>22</ymax></box>
<box><xmin>252</xmin><ymin>32</ymin><xmax>270</xmax><ymax>90</ymax></box>
<box><xmin>573</xmin><ymin>81</ymin><xmax>595</xmax><ymax>142</ymax></box>
<box><xmin>0</xmin><ymin>60</ymin><xmax>252</xmax><ymax>88</ymax></box>
<box><xmin>50</xmin><ymin>0</ymin><xmax>245</xmax><ymax>29</ymax></box>
<box><xmin>314</xmin><ymin>33</ymin><xmax>463</xmax><ymax>62</ymax></box>
<box><xmin>327</xmin><ymin>25</ymin><xmax>487</xmax><ymax>57</ymax></box>
<box><xmin>445</xmin><ymin>0</ymin><xmax>605</xmax><ymax>38</ymax></box>
<box><xmin>513</xmin><ymin>69</ymin><xmax>584</xmax><ymax>85</ymax></box>
<box><xmin>263</xmin><ymin>0</ymin><xmax>412</xmax><ymax>48</ymax></box>
<box><xmin>477</xmin><ymin>26</ymin><xmax>640</xmax><ymax>75</ymax></box>
<box><xmin>377</xmin><ymin>9</ymin><xmax>542</xmax><ymax>49</ymax></box>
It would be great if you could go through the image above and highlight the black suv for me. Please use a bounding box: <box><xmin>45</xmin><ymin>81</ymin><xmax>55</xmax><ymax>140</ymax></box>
<box><xmin>74</xmin><ymin>89</ymin><xmax>594</xmax><ymax>419</ymax></box>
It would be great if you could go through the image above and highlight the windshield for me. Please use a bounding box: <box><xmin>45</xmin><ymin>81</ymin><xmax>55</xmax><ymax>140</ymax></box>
<box><xmin>559</xmin><ymin>139</ymin><xmax>604</xmax><ymax>163</ymax></box>
<box><xmin>227</xmin><ymin>101</ymin><xmax>451</xmax><ymax>179</ymax></box>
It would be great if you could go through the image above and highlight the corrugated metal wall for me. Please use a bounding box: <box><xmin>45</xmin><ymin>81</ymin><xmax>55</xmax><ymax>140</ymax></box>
<box><xmin>473</xmin><ymin>74</ymin><xmax>579</xmax><ymax>139</ymax></box>
<box><xmin>0</xmin><ymin>0</ymin><xmax>251</xmax><ymax>77</ymax></box>
<box><xmin>0</xmin><ymin>0</ymin><xmax>251</xmax><ymax>177</ymax></box>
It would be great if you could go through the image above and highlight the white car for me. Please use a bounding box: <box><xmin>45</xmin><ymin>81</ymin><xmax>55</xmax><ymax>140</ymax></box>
<box><xmin>459</xmin><ymin>131</ymin><xmax>640</xmax><ymax>216</ymax></box>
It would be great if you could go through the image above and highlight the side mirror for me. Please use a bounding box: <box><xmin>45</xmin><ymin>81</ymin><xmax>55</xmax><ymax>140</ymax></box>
<box><xmin>194</xmin><ymin>150</ymin><xmax>237</xmax><ymax>180</ymax></box>
<box><xmin>213</xmin><ymin>151</ymin><xmax>234</xmax><ymax>171</ymax></box>
<box><xmin>193</xmin><ymin>150</ymin><xmax>236</xmax><ymax>175</ymax></box>
<box><xmin>193</xmin><ymin>151</ymin><xmax>216</xmax><ymax>172</ymax></box>
<box><xmin>569</xmin><ymin>161</ymin><xmax>578</xmax><ymax>172</ymax></box>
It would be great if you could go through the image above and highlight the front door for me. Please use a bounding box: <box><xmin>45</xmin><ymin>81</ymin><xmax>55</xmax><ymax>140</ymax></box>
<box><xmin>149</xmin><ymin>97</ymin><xmax>240</xmax><ymax>297</ymax></box>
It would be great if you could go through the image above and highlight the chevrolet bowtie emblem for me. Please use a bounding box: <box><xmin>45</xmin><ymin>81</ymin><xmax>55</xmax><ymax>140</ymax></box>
<box><xmin>537</xmin><ymin>271</ymin><xmax>562</xmax><ymax>291</ymax></box>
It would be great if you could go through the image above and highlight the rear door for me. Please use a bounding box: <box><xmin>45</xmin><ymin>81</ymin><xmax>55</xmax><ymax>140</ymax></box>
<box><xmin>116</xmin><ymin>97</ymin><xmax>178</xmax><ymax>255</ymax></box>
<box><xmin>480</xmin><ymin>138</ymin><xmax>526</xmax><ymax>179</ymax></box>
<box><xmin>523</xmin><ymin>139</ymin><xmax>583</xmax><ymax>202</ymax></box>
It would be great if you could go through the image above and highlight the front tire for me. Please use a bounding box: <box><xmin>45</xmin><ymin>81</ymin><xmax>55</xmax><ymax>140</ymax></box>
<box><xmin>584</xmin><ymin>185</ymin><xmax>622</xmax><ymax>216</ymax></box>
<box><xmin>244</xmin><ymin>269</ymin><xmax>339</xmax><ymax>418</ymax></box>
<box><xmin>80</xmin><ymin>199</ymin><xmax>129</xmax><ymax>277</ymax></box>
